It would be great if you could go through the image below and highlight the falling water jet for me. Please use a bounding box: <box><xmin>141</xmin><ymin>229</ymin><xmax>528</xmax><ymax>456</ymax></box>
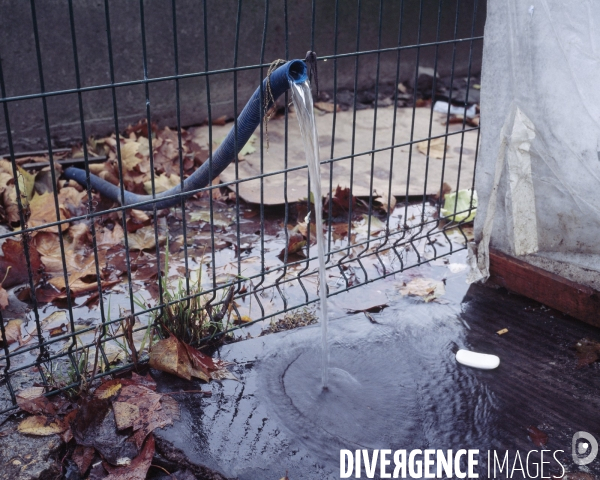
<box><xmin>289</xmin><ymin>80</ymin><xmax>330</xmax><ymax>390</ymax></box>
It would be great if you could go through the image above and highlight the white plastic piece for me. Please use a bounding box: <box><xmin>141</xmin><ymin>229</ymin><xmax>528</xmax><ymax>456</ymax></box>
<box><xmin>433</xmin><ymin>101</ymin><xmax>477</xmax><ymax>119</ymax></box>
<box><xmin>455</xmin><ymin>349</ymin><xmax>500</xmax><ymax>370</ymax></box>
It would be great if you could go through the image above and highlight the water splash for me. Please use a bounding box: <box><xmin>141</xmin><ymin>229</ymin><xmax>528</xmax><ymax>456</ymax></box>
<box><xmin>289</xmin><ymin>80</ymin><xmax>330</xmax><ymax>389</ymax></box>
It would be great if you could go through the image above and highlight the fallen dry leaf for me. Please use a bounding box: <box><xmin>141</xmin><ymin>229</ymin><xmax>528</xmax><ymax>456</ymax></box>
<box><xmin>113</xmin><ymin>401</ymin><xmax>141</xmax><ymax>431</ymax></box>
<box><xmin>95</xmin><ymin>223</ymin><xmax>125</xmax><ymax>247</ymax></box>
<box><xmin>527</xmin><ymin>425</ymin><xmax>549</xmax><ymax>447</ymax></box>
<box><xmin>28</xmin><ymin>192</ymin><xmax>70</xmax><ymax>232</ymax></box>
<box><xmin>48</xmin><ymin>323</ymin><xmax>67</xmax><ymax>337</ymax></box>
<box><xmin>18</xmin><ymin>415</ymin><xmax>66</xmax><ymax>436</ymax></box>
<box><xmin>128</xmin><ymin>225</ymin><xmax>165</xmax><ymax>251</ymax></box>
<box><xmin>17</xmin><ymin>166</ymin><xmax>36</xmax><ymax>203</ymax></box>
<box><xmin>149</xmin><ymin>335</ymin><xmax>235</xmax><ymax>383</ymax></box>
<box><xmin>353</xmin><ymin>215</ymin><xmax>387</xmax><ymax>236</ymax></box>
<box><xmin>286</xmin><ymin>230</ymin><xmax>306</xmax><ymax>256</ymax></box>
<box><xmin>68</xmin><ymin>222</ymin><xmax>92</xmax><ymax>248</ymax></box>
<box><xmin>149</xmin><ymin>335</ymin><xmax>198</xmax><ymax>381</ymax></box>
<box><xmin>94</xmin><ymin>380</ymin><xmax>124</xmax><ymax>400</ymax></box>
<box><xmin>16</xmin><ymin>386</ymin><xmax>58</xmax><ymax>415</ymax></box>
<box><xmin>0</xmin><ymin>286</ymin><xmax>8</xmax><ymax>309</ymax></box>
<box><xmin>1</xmin><ymin>318</ymin><xmax>22</xmax><ymax>347</ymax></box>
<box><xmin>103</xmin><ymin>433</ymin><xmax>155</xmax><ymax>480</ymax></box>
<box><xmin>0</xmin><ymin>239</ymin><xmax>42</xmax><ymax>288</ymax></box>
<box><xmin>72</xmin><ymin>445</ymin><xmax>95</xmax><ymax>476</ymax></box>
<box><xmin>71</xmin><ymin>397</ymin><xmax>140</xmax><ymax>466</ymax></box>
<box><xmin>126</xmin><ymin>209</ymin><xmax>151</xmax><ymax>233</ymax></box>
<box><xmin>314</xmin><ymin>101</ymin><xmax>340</xmax><ymax>113</ymax></box>
<box><xmin>399</xmin><ymin>278</ymin><xmax>445</xmax><ymax>302</ymax></box>
<box><xmin>143</xmin><ymin>172</ymin><xmax>181</xmax><ymax>194</ymax></box>
<box><xmin>416</xmin><ymin>137</ymin><xmax>447</xmax><ymax>159</ymax></box>
<box><xmin>574</xmin><ymin>338</ymin><xmax>600</xmax><ymax>368</ymax></box>
<box><xmin>189</xmin><ymin>210</ymin><xmax>233</xmax><ymax>228</ymax></box>
<box><xmin>373</xmin><ymin>191</ymin><xmax>396</xmax><ymax>213</ymax></box>
<box><xmin>233</xmin><ymin>315</ymin><xmax>252</xmax><ymax>324</ymax></box>
<box><xmin>120</xmin><ymin>141</ymin><xmax>142</xmax><ymax>171</ymax></box>
<box><xmin>325</xmin><ymin>185</ymin><xmax>356</xmax><ymax>218</ymax></box>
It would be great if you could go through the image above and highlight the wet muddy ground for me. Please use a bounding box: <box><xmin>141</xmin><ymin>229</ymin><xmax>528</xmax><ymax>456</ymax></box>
<box><xmin>150</xmin><ymin>258</ymin><xmax>600</xmax><ymax>479</ymax></box>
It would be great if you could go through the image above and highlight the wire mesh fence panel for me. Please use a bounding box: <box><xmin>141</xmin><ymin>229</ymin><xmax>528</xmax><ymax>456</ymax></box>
<box><xmin>0</xmin><ymin>0</ymin><xmax>484</xmax><ymax>414</ymax></box>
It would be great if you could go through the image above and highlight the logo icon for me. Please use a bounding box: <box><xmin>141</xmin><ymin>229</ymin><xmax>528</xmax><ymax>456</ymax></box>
<box><xmin>572</xmin><ymin>432</ymin><xmax>598</xmax><ymax>466</ymax></box>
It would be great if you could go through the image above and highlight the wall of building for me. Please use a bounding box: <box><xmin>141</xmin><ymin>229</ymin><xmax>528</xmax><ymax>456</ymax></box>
<box><xmin>0</xmin><ymin>0</ymin><xmax>484</xmax><ymax>152</ymax></box>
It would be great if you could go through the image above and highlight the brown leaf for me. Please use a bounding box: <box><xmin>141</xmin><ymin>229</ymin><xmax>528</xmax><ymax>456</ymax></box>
<box><xmin>71</xmin><ymin>397</ymin><xmax>140</xmax><ymax>466</ymax></box>
<box><xmin>72</xmin><ymin>445</ymin><xmax>95</xmax><ymax>476</ymax></box>
<box><xmin>149</xmin><ymin>335</ymin><xmax>234</xmax><ymax>383</ymax></box>
<box><xmin>114</xmin><ymin>384</ymin><xmax>178</xmax><ymax>448</ymax></box>
<box><xmin>296</xmin><ymin>221</ymin><xmax>317</xmax><ymax>243</ymax></box>
<box><xmin>331</xmin><ymin>223</ymin><xmax>349</xmax><ymax>240</ymax></box>
<box><xmin>125</xmin><ymin>372</ymin><xmax>157</xmax><ymax>390</ymax></box>
<box><xmin>212</xmin><ymin>115</ymin><xmax>228</xmax><ymax>126</ymax></box>
<box><xmin>143</xmin><ymin>173</ymin><xmax>181</xmax><ymax>195</ymax></box>
<box><xmin>60</xmin><ymin>409</ymin><xmax>78</xmax><ymax>444</ymax></box>
<box><xmin>16</xmin><ymin>387</ymin><xmax>58</xmax><ymax>416</ymax></box>
<box><xmin>527</xmin><ymin>425</ymin><xmax>549</xmax><ymax>447</ymax></box>
<box><xmin>28</xmin><ymin>192</ymin><xmax>69</xmax><ymax>232</ymax></box>
<box><xmin>113</xmin><ymin>401</ymin><xmax>140</xmax><ymax>430</ymax></box>
<box><xmin>416</xmin><ymin>137</ymin><xmax>447</xmax><ymax>159</ymax></box>
<box><xmin>286</xmin><ymin>231</ymin><xmax>306</xmax><ymax>256</ymax></box>
<box><xmin>2</xmin><ymin>186</ymin><xmax>21</xmax><ymax>224</ymax></box>
<box><xmin>325</xmin><ymin>185</ymin><xmax>356</xmax><ymax>218</ymax></box>
<box><xmin>103</xmin><ymin>433</ymin><xmax>155</xmax><ymax>480</ymax></box>
<box><xmin>95</xmin><ymin>223</ymin><xmax>125</xmax><ymax>247</ymax></box>
<box><xmin>17</xmin><ymin>386</ymin><xmax>45</xmax><ymax>400</ymax></box>
<box><xmin>1</xmin><ymin>319</ymin><xmax>22</xmax><ymax>347</ymax></box>
<box><xmin>182</xmin><ymin>342</ymin><xmax>216</xmax><ymax>382</ymax></box>
<box><xmin>0</xmin><ymin>239</ymin><xmax>42</xmax><ymax>288</ymax></box>
<box><xmin>128</xmin><ymin>226</ymin><xmax>162</xmax><ymax>251</ymax></box>
<box><xmin>314</xmin><ymin>101</ymin><xmax>340</xmax><ymax>113</ymax></box>
<box><xmin>69</xmin><ymin>222</ymin><xmax>92</xmax><ymax>249</ymax></box>
<box><xmin>18</xmin><ymin>415</ymin><xmax>66</xmax><ymax>436</ymax></box>
<box><xmin>373</xmin><ymin>192</ymin><xmax>397</xmax><ymax>213</ymax></box>
<box><xmin>399</xmin><ymin>278</ymin><xmax>445</xmax><ymax>302</ymax></box>
<box><xmin>48</xmin><ymin>323</ymin><xmax>67</xmax><ymax>337</ymax></box>
<box><xmin>94</xmin><ymin>379</ymin><xmax>124</xmax><ymax>400</ymax></box>
<box><xmin>0</xmin><ymin>286</ymin><xmax>8</xmax><ymax>309</ymax></box>
<box><xmin>149</xmin><ymin>335</ymin><xmax>193</xmax><ymax>381</ymax></box>
<box><xmin>432</xmin><ymin>182</ymin><xmax>453</xmax><ymax>203</ymax></box>
<box><xmin>120</xmin><ymin>141</ymin><xmax>142</xmax><ymax>171</ymax></box>
<box><xmin>574</xmin><ymin>338</ymin><xmax>600</xmax><ymax>368</ymax></box>
<box><xmin>126</xmin><ymin>209</ymin><xmax>151</xmax><ymax>233</ymax></box>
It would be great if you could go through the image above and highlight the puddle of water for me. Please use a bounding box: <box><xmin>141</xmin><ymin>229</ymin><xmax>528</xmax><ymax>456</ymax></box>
<box><xmin>256</xmin><ymin>295</ymin><xmax>497</xmax><ymax>471</ymax></box>
<box><xmin>289</xmin><ymin>79</ymin><xmax>330</xmax><ymax>389</ymax></box>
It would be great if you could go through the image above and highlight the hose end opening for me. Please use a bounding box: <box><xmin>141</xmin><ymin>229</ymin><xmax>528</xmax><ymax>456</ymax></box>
<box><xmin>287</xmin><ymin>59</ymin><xmax>308</xmax><ymax>84</ymax></box>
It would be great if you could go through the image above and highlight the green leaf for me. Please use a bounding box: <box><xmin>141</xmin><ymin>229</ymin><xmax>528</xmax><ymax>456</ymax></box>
<box><xmin>441</xmin><ymin>189</ymin><xmax>477</xmax><ymax>222</ymax></box>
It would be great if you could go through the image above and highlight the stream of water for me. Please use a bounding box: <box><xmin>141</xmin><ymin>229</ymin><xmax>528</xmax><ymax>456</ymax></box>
<box><xmin>289</xmin><ymin>80</ymin><xmax>330</xmax><ymax>389</ymax></box>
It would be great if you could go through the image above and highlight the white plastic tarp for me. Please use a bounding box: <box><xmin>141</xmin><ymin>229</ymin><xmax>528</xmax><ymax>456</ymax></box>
<box><xmin>470</xmin><ymin>0</ymin><xmax>600</xmax><ymax>283</ymax></box>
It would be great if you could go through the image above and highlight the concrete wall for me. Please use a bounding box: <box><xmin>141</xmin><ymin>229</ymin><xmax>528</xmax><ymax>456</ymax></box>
<box><xmin>0</xmin><ymin>0</ymin><xmax>484</xmax><ymax>152</ymax></box>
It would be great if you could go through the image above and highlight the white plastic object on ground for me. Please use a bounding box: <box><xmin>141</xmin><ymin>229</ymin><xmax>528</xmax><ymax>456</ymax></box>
<box><xmin>433</xmin><ymin>101</ymin><xmax>477</xmax><ymax>119</ymax></box>
<box><xmin>455</xmin><ymin>349</ymin><xmax>500</xmax><ymax>370</ymax></box>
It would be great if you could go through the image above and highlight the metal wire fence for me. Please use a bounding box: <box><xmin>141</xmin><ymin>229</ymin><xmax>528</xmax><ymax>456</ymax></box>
<box><xmin>0</xmin><ymin>0</ymin><xmax>483</xmax><ymax>414</ymax></box>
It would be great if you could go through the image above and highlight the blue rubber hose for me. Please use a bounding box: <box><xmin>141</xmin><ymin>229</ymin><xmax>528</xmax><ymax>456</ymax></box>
<box><xmin>64</xmin><ymin>59</ymin><xmax>308</xmax><ymax>211</ymax></box>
